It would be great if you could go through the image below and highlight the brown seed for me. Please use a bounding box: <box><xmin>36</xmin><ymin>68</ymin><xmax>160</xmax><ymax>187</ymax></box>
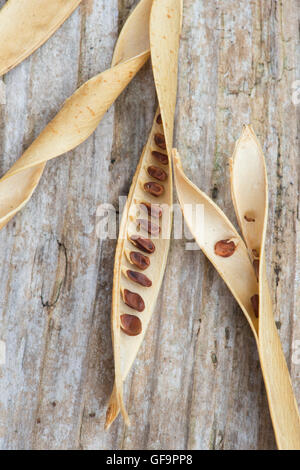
<box><xmin>244</xmin><ymin>214</ymin><xmax>255</xmax><ymax>222</ymax></box>
<box><xmin>144</xmin><ymin>181</ymin><xmax>164</xmax><ymax>197</ymax></box>
<box><xmin>127</xmin><ymin>270</ymin><xmax>152</xmax><ymax>287</ymax></box>
<box><xmin>251</xmin><ymin>294</ymin><xmax>259</xmax><ymax>318</ymax></box>
<box><xmin>129</xmin><ymin>235</ymin><xmax>155</xmax><ymax>254</ymax></box>
<box><xmin>214</xmin><ymin>239</ymin><xmax>236</xmax><ymax>257</ymax></box>
<box><xmin>139</xmin><ymin>202</ymin><xmax>162</xmax><ymax>218</ymax></box>
<box><xmin>122</xmin><ymin>289</ymin><xmax>145</xmax><ymax>312</ymax></box>
<box><xmin>152</xmin><ymin>151</ymin><xmax>168</xmax><ymax>165</ymax></box>
<box><xmin>136</xmin><ymin>218</ymin><xmax>160</xmax><ymax>236</ymax></box>
<box><xmin>147</xmin><ymin>165</ymin><xmax>167</xmax><ymax>181</ymax></box>
<box><xmin>156</xmin><ymin>114</ymin><xmax>162</xmax><ymax>125</ymax></box>
<box><xmin>120</xmin><ymin>314</ymin><xmax>142</xmax><ymax>336</ymax></box>
<box><xmin>129</xmin><ymin>251</ymin><xmax>150</xmax><ymax>270</ymax></box>
<box><xmin>154</xmin><ymin>133</ymin><xmax>166</xmax><ymax>150</ymax></box>
<box><xmin>253</xmin><ymin>259</ymin><xmax>259</xmax><ymax>280</ymax></box>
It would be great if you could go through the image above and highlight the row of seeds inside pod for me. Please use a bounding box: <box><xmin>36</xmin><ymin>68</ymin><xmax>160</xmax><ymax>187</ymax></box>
<box><xmin>120</xmin><ymin>114</ymin><xmax>168</xmax><ymax>336</ymax></box>
<box><xmin>214</xmin><ymin>213</ymin><xmax>260</xmax><ymax>318</ymax></box>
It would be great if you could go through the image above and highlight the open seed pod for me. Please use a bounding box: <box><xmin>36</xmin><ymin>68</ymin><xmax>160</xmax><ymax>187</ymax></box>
<box><xmin>230</xmin><ymin>126</ymin><xmax>300</xmax><ymax>450</ymax></box>
<box><xmin>173</xmin><ymin>149</ymin><xmax>259</xmax><ymax>337</ymax></box>
<box><xmin>0</xmin><ymin>0</ymin><xmax>82</xmax><ymax>76</ymax></box>
<box><xmin>105</xmin><ymin>0</ymin><xmax>183</xmax><ymax>429</ymax></box>
<box><xmin>173</xmin><ymin>126</ymin><xmax>300</xmax><ymax>450</ymax></box>
<box><xmin>0</xmin><ymin>0</ymin><xmax>152</xmax><ymax>230</ymax></box>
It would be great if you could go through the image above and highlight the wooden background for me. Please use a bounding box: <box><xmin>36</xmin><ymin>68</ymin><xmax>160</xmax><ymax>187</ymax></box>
<box><xmin>0</xmin><ymin>0</ymin><xmax>299</xmax><ymax>450</ymax></box>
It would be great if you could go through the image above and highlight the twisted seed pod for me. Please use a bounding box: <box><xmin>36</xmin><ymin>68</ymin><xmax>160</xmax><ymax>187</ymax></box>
<box><xmin>0</xmin><ymin>0</ymin><xmax>152</xmax><ymax>230</ymax></box>
<box><xmin>105</xmin><ymin>0</ymin><xmax>183</xmax><ymax>430</ymax></box>
<box><xmin>173</xmin><ymin>125</ymin><xmax>300</xmax><ymax>450</ymax></box>
<box><xmin>173</xmin><ymin>149</ymin><xmax>259</xmax><ymax>338</ymax></box>
<box><xmin>230</xmin><ymin>126</ymin><xmax>300</xmax><ymax>450</ymax></box>
<box><xmin>0</xmin><ymin>0</ymin><xmax>82</xmax><ymax>76</ymax></box>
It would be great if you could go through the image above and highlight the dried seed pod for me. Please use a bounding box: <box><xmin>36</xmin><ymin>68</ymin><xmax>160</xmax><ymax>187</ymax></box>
<box><xmin>230</xmin><ymin>126</ymin><xmax>300</xmax><ymax>449</ymax></box>
<box><xmin>126</xmin><ymin>269</ymin><xmax>152</xmax><ymax>287</ymax></box>
<box><xmin>214</xmin><ymin>239</ymin><xmax>236</xmax><ymax>258</ymax></box>
<box><xmin>0</xmin><ymin>1</ymin><xmax>82</xmax><ymax>77</ymax></box>
<box><xmin>120</xmin><ymin>314</ymin><xmax>142</xmax><ymax>336</ymax></box>
<box><xmin>251</xmin><ymin>294</ymin><xmax>259</xmax><ymax>318</ymax></box>
<box><xmin>106</xmin><ymin>0</ymin><xmax>182</xmax><ymax>431</ymax></box>
<box><xmin>173</xmin><ymin>149</ymin><xmax>258</xmax><ymax>336</ymax></box>
<box><xmin>144</xmin><ymin>181</ymin><xmax>165</xmax><ymax>197</ymax></box>
<box><xmin>154</xmin><ymin>133</ymin><xmax>166</xmax><ymax>150</ymax></box>
<box><xmin>138</xmin><ymin>202</ymin><xmax>162</xmax><ymax>218</ymax></box>
<box><xmin>174</xmin><ymin>124</ymin><xmax>300</xmax><ymax>449</ymax></box>
<box><xmin>129</xmin><ymin>234</ymin><xmax>155</xmax><ymax>254</ymax></box>
<box><xmin>147</xmin><ymin>165</ymin><xmax>167</xmax><ymax>181</ymax></box>
<box><xmin>136</xmin><ymin>218</ymin><xmax>160</xmax><ymax>236</ymax></box>
<box><xmin>122</xmin><ymin>289</ymin><xmax>145</xmax><ymax>312</ymax></box>
<box><xmin>152</xmin><ymin>151</ymin><xmax>169</xmax><ymax>165</ymax></box>
<box><xmin>126</xmin><ymin>251</ymin><xmax>150</xmax><ymax>270</ymax></box>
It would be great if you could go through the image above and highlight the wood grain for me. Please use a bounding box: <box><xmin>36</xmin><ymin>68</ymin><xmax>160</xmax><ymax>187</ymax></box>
<box><xmin>0</xmin><ymin>0</ymin><xmax>299</xmax><ymax>450</ymax></box>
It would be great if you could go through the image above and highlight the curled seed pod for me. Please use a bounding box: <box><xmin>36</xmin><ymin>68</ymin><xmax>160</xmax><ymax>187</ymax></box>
<box><xmin>136</xmin><ymin>218</ymin><xmax>160</xmax><ymax>236</ymax></box>
<box><xmin>156</xmin><ymin>114</ymin><xmax>162</xmax><ymax>125</ymax></box>
<box><xmin>174</xmin><ymin>125</ymin><xmax>300</xmax><ymax>449</ymax></box>
<box><xmin>230</xmin><ymin>126</ymin><xmax>300</xmax><ymax>449</ymax></box>
<box><xmin>122</xmin><ymin>289</ymin><xmax>145</xmax><ymax>312</ymax></box>
<box><xmin>214</xmin><ymin>239</ymin><xmax>236</xmax><ymax>258</ymax></box>
<box><xmin>144</xmin><ymin>181</ymin><xmax>164</xmax><ymax>197</ymax></box>
<box><xmin>154</xmin><ymin>133</ymin><xmax>166</xmax><ymax>149</ymax></box>
<box><xmin>250</xmin><ymin>294</ymin><xmax>259</xmax><ymax>318</ymax></box>
<box><xmin>126</xmin><ymin>270</ymin><xmax>152</xmax><ymax>287</ymax></box>
<box><xmin>173</xmin><ymin>148</ymin><xmax>258</xmax><ymax>335</ymax></box>
<box><xmin>120</xmin><ymin>314</ymin><xmax>142</xmax><ymax>336</ymax></box>
<box><xmin>127</xmin><ymin>251</ymin><xmax>150</xmax><ymax>270</ymax></box>
<box><xmin>147</xmin><ymin>165</ymin><xmax>167</xmax><ymax>181</ymax></box>
<box><xmin>152</xmin><ymin>151</ymin><xmax>168</xmax><ymax>165</ymax></box>
<box><xmin>139</xmin><ymin>202</ymin><xmax>162</xmax><ymax>218</ymax></box>
<box><xmin>129</xmin><ymin>235</ymin><xmax>155</xmax><ymax>253</ymax></box>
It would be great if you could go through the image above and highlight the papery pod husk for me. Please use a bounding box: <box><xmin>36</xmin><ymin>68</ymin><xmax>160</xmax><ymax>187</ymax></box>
<box><xmin>173</xmin><ymin>149</ymin><xmax>259</xmax><ymax>337</ymax></box>
<box><xmin>0</xmin><ymin>0</ymin><xmax>82</xmax><ymax>76</ymax></box>
<box><xmin>173</xmin><ymin>125</ymin><xmax>300</xmax><ymax>450</ymax></box>
<box><xmin>230</xmin><ymin>126</ymin><xmax>300</xmax><ymax>450</ymax></box>
<box><xmin>0</xmin><ymin>0</ymin><xmax>153</xmax><ymax>230</ymax></box>
<box><xmin>105</xmin><ymin>0</ymin><xmax>183</xmax><ymax>429</ymax></box>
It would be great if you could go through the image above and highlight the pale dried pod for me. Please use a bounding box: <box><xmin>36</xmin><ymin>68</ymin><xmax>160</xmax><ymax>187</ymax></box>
<box><xmin>174</xmin><ymin>124</ymin><xmax>300</xmax><ymax>449</ymax></box>
<box><xmin>230</xmin><ymin>125</ymin><xmax>300</xmax><ymax>449</ymax></box>
<box><xmin>105</xmin><ymin>0</ymin><xmax>183</xmax><ymax>430</ymax></box>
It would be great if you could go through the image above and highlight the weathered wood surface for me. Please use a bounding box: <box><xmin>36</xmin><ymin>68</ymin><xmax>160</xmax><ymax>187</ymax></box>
<box><xmin>0</xmin><ymin>0</ymin><xmax>299</xmax><ymax>450</ymax></box>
